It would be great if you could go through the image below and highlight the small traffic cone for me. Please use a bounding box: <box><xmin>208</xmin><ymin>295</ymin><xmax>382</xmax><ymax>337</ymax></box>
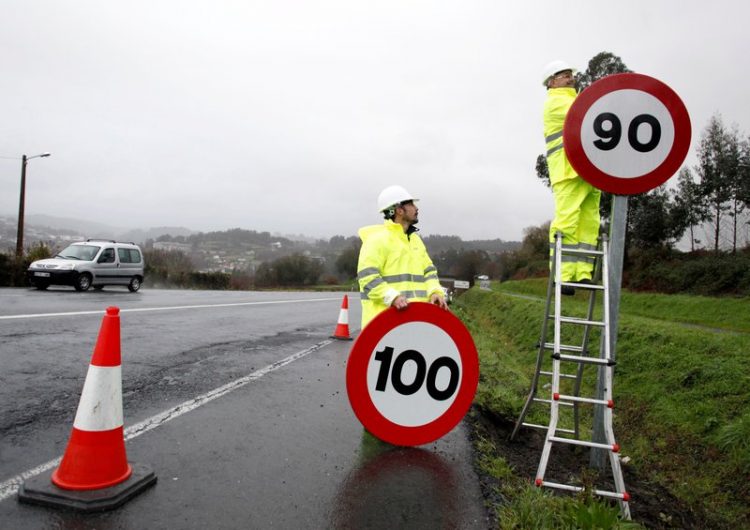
<box><xmin>18</xmin><ymin>307</ymin><xmax>156</xmax><ymax>512</ymax></box>
<box><xmin>331</xmin><ymin>295</ymin><xmax>353</xmax><ymax>340</ymax></box>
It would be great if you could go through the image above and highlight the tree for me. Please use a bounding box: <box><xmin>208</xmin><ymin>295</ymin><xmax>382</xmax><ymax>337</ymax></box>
<box><xmin>672</xmin><ymin>167</ymin><xmax>708</xmax><ymax>252</ymax></box>
<box><xmin>27</xmin><ymin>242</ymin><xmax>53</xmax><ymax>262</ymax></box>
<box><xmin>144</xmin><ymin>248</ymin><xmax>194</xmax><ymax>286</ymax></box>
<box><xmin>535</xmin><ymin>154</ymin><xmax>550</xmax><ymax>187</ymax></box>
<box><xmin>740</xmin><ymin>137</ymin><xmax>750</xmax><ymax>208</ymax></box>
<box><xmin>335</xmin><ymin>244</ymin><xmax>360</xmax><ymax>280</ymax></box>
<box><xmin>695</xmin><ymin>114</ymin><xmax>737</xmax><ymax>253</ymax></box>
<box><xmin>726</xmin><ymin>132</ymin><xmax>748</xmax><ymax>252</ymax></box>
<box><xmin>450</xmin><ymin>250</ymin><xmax>489</xmax><ymax>284</ymax></box>
<box><xmin>575</xmin><ymin>51</ymin><xmax>632</xmax><ymax>92</ymax></box>
<box><xmin>626</xmin><ymin>186</ymin><xmax>677</xmax><ymax>249</ymax></box>
<box><xmin>496</xmin><ymin>222</ymin><xmax>550</xmax><ymax>281</ymax></box>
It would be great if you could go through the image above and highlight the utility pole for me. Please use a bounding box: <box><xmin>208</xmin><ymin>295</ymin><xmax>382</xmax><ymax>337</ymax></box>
<box><xmin>15</xmin><ymin>152</ymin><xmax>51</xmax><ymax>259</ymax></box>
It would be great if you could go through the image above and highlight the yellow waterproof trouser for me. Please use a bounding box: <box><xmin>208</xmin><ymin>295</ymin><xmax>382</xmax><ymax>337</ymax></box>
<box><xmin>549</xmin><ymin>177</ymin><xmax>601</xmax><ymax>282</ymax></box>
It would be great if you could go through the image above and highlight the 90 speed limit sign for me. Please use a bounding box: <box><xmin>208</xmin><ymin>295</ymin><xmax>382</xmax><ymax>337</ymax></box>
<box><xmin>564</xmin><ymin>73</ymin><xmax>691</xmax><ymax>195</ymax></box>
<box><xmin>346</xmin><ymin>302</ymin><xmax>479</xmax><ymax>446</ymax></box>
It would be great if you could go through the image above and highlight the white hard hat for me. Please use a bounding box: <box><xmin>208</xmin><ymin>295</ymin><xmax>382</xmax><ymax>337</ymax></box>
<box><xmin>542</xmin><ymin>60</ymin><xmax>577</xmax><ymax>86</ymax></box>
<box><xmin>377</xmin><ymin>185</ymin><xmax>418</xmax><ymax>213</ymax></box>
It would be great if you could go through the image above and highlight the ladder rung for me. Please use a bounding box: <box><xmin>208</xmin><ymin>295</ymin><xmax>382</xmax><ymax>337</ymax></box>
<box><xmin>522</xmin><ymin>423</ymin><xmax>576</xmax><ymax>435</ymax></box>
<box><xmin>558</xmin><ymin>248</ymin><xmax>605</xmax><ymax>257</ymax></box>
<box><xmin>555</xmin><ymin>394</ymin><xmax>613</xmax><ymax>407</ymax></box>
<box><xmin>542</xmin><ymin>342</ymin><xmax>584</xmax><ymax>353</ymax></box>
<box><xmin>568</xmin><ymin>281</ymin><xmax>605</xmax><ymax>291</ymax></box>
<box><xmin>540</xmin><ymin>370</ymin><xmax>578</xmax><ymax>380</ymax></box>
<box><xmin>549</xmin><ymin>436</ymin><xmax>619</xmax><ymax>452</ymax></box>
<box><xmin>554</xmin><ymin>353</ymin><xmax>614</xmax><ymax>366</ymax></box>
<box><xmin>533</xmin><ymin>398</ymin><xmax>574</xmax><ymax>407</ymax></box>
<box><xmin>535</xmin><ymin>480</ymin><xmax>630</xmax><ymax>501</ymax></box>
<box><xmin>559</xmin><ymin>316</ymin><xmax>605</xmax><ymax>327</ymax></box>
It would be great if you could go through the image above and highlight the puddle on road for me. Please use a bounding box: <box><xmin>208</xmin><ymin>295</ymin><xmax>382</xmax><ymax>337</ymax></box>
<box><xmin>330</xmin><ymin>431</ymin><xmax>461</xmax><ymax>529</ymax></box>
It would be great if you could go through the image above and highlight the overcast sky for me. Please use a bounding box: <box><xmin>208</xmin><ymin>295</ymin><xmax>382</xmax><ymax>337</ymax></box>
<box><xmin>1</xmin><ymin>1</ymin><xmax>747</xmax><ymax>241</ymax></box>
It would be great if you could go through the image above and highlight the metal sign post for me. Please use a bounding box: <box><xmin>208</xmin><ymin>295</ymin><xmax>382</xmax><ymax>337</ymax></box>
<box><xmin>590</xmin><ymin>194</ymin><xmax>628</xmax><ymax>469</ymax></box>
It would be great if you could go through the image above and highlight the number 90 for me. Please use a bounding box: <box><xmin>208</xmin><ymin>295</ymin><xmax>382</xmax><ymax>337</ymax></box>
<box><xmin>593</xmin><ymin>112</ymin><xmax>661</xmax><ymax>153</ymax></box>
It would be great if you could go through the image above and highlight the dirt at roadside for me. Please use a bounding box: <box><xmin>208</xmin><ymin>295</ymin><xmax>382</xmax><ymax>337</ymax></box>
<box><xmin>466</xmin><ymin>407</ymin><xmax>716</xmax><ymax>530</ymax></box>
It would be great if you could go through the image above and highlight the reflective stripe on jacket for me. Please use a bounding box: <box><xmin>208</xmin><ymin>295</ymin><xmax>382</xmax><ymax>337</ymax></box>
<box><xmin>357</xmin><ymin>220</ymin><xmax>443</xmax><ymax>328</ymax></box>
<box><xmin>543</xmin><ymin>87</ymin><xmax>579</xmax><ymax>185</ymax></box>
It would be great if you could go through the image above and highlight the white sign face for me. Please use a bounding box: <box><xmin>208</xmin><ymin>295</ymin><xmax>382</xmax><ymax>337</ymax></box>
<box><xmin>366</xmin><ymin>322</ymin><xmax>461</xmax><ymax>427</ymax></box>
<box><xmin>580</xmin><ymin>89</ymin><xmax>675</xmax><ymax>179</ymax></box>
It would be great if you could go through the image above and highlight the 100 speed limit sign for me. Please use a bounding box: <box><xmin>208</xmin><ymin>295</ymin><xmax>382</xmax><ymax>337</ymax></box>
<box><xmin>564</xmin><ymin>73</ymin><xmax>691</xmax><ymax>195</ymax></box>
<box><xmin>346</xmin><ymin>302</ymin><xmax>479</xmax><ymax>446</ymax></box>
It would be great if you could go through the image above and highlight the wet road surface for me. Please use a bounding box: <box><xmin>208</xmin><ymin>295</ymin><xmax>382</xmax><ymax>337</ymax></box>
<box><xmin>0</xmin><ymin>288</ymin><xmax>489</xmax><ymax>529</ymax></box>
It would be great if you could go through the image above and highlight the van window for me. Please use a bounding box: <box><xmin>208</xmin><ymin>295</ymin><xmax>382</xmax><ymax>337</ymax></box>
<box><xmin>99</xmin><ymin>248</ymin><xmax>116</xmax><ymax>264</ymax></box>
<box><xmin>118</xmin><ymin>248</ymin><xmax>142</xmax><ymax>264</ymax></box>
<box><xmin>59</xmin><ymin>244</ymin><xmax>100</xmax><ymax>261</ymax></box>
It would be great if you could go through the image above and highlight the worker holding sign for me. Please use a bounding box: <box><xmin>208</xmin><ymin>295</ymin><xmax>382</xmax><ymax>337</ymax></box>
<box><xmin>357</xmin><ymin>185</ymin><xmax>448</xmax><ymax>328</ymax></box>
<box><xmin>542</xmin><ymin>60</ymin><xmax>601</xmax><ymax>294</ymax></box>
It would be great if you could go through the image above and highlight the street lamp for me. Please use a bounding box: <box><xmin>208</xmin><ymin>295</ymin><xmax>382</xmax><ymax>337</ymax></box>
<box><xmin>16</xmin><ymin>152</ymin><xmax>51</xmax><ymax>259</ymax></box>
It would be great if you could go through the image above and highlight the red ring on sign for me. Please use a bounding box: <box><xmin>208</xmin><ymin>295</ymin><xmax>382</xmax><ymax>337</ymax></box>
<box><xmin>346</xmin><ymin>302</ymin><xmax>479</xmax><ymax>446</ymax></box>
<box><xmin>564</xmin><ymin>73</ymin><xmax>691</xmax><ymax>195</ymax></box>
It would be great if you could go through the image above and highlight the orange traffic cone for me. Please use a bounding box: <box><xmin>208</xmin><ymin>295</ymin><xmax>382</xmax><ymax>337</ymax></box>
<box><xmin>331</xmin><ymin>295</ymin><xmax>353</xmax><ymax>340</ymax></box>
<box><xmin>18</xmin><ymin>306</ymin><xmax>156</xmax><ymax>512</ymax></box>
<box><xmin>53</xmin><ymin>306</ymin><xmax>131</xmax><ymax>490</ymax></box>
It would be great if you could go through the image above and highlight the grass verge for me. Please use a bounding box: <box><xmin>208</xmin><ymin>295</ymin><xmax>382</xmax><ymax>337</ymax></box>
<box><xmin>457</xmin><ymin>281</ymin><xmax>750</xmax><ymax>528</ymax></box>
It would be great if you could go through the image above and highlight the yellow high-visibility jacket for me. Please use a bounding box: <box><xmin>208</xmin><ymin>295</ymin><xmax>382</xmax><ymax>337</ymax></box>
<box><xmin>543</xmin><ymin>87</ymin><xmax>579</xmax><ymax>185</ymax></box>
<box><xmin>357</xmin><ymin>220</ymin><xmax>443</xmax><ymax>328</ymax></box>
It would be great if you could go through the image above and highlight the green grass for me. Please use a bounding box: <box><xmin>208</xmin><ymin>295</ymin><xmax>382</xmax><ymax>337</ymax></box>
<box><xmin>495</xmin><ymin>278</ymin><xmax>750</xmax><ymax>332</ymax></box>
<box><xmin>472</xmin><ymin>419</ymin><xmax>639</xmax><ymax>529</ymax></box>
<box><xmin>458</xmin><ymin>280</ymin><xmax>750</xmax><ymax>528</ymax></box>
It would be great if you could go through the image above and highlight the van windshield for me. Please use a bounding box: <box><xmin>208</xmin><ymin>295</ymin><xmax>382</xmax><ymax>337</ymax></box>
<box><xmin>57</xmin><ymin>244</ymin><xmax>100</xmax><ymax>261</ymax></box>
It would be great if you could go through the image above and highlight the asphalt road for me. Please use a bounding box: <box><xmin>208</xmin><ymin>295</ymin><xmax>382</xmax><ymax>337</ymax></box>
<box><xmin>0</xmin><ymin>286</ymin><xmax>489</xmax><ymax>529</ymax></box>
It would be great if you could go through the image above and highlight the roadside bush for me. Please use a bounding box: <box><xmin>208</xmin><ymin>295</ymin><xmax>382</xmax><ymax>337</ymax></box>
<box><xmin>499</xmin><ymin>223</ymin><xmax>550</xmax><ymax>282</ymax></box>
<box><xmin>0</xmin><ymin>252</ymin><xmax>29</xmax><ymax>287</ymax></box>
<box><xmin>625</xmin><ymin>248</ymin><xmax>750</xmax><ymax>296</ymax></box>
<box><xmin>255</xmin><ymin>253</ymin><xmax>323</xmax><ymax>287</ymax></box>
<box><xmin>189</xmin><ymin>271</ymin><xmax>231</xmax><ymax>290</ymax></box>
<box><xmin>0</xmin><ymin>253</ymin><xmax>15</xmax><ymax>286</ymax></box>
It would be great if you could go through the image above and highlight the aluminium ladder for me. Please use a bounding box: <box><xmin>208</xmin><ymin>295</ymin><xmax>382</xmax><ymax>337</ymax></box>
<box><xmin>512</xmin><ymin>232</ymin><xmax>630</xmax><ymax>519</ymax></box>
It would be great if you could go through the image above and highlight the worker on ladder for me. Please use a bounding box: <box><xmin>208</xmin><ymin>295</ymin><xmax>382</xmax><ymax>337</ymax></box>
<box><xmin>542</xmin><ymin>60</ymin><xmax>601</xmax><ymax>295</ymax></box>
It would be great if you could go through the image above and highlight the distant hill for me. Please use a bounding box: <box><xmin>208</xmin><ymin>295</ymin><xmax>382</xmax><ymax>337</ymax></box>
<box><xmin>0</xmin><ymin>215</ymin><xmax>521</xmax><ymax>260</ymax></box>
<box><xmin>0</xmin><ymin>215</ymin><xmax>195</xmax><ymax>250</ymax></box>
<box><xmin>422</xmin><ymin>234</ymin><xmax>521</xmax><ymax>254</ymax></box>
<box><xmin>118</xmin><ymin>226</ymin><xmax>195</xmax><ymax>243</ymax></box>
<box><xmin>25</xmin><ymin>214</ymin><xmax>125</xmax><ymax>239</ymax></box>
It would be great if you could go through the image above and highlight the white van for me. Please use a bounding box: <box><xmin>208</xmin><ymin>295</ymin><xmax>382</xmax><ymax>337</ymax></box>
<box><xmin>27</xmin><ymin>240</ymin><xmax>145</xmax><ymax>292</ymax></box>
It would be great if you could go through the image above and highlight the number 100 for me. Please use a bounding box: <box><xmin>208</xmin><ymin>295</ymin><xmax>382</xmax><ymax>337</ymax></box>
<box><xmin>374</xmin><ymin>346</ymin><xmax>460</xmax><ymax>401</ymax></box>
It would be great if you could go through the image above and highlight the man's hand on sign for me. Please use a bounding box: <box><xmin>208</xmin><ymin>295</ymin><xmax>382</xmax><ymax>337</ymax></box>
<box><xmin>391</xmin><ymin>293</ymin><xmax>448</xmax><ymax>311</ymax></box>
<box><xmin>429</xmin><ymin>292</ymin><xmax>449</xmax><ymax>310</ymax></box>
<box><xmin>391</xmin><ymin>294</ymin><xmax>409</xmax><ymax>310</ymax></box>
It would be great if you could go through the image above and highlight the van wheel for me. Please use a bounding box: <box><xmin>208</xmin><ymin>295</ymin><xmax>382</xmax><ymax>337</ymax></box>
<box><xmin>128</xmin><ymin>276</ymin><xmax>142</xmax><ymax>292</ymax></box>
<box><xmin>74</xmin><ymin>273</ymin><xmax>92</xmax><ymax>292</ymax></box>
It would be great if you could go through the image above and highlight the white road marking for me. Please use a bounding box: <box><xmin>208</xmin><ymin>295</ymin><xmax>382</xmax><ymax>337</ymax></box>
<box><xmin>0</xmin><ymin>339</ymin><xmax>332</xmax><ymax>502</ymax></box>
<box><xmin>0</xmin><ymin>297</ymin><xmax>341</xmax><ymax>320</ymax></box>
